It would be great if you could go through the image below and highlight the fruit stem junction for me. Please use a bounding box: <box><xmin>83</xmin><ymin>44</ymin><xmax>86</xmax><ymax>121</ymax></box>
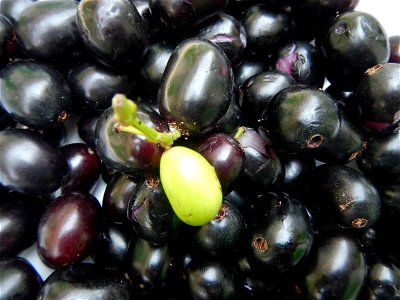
<box><xmin>112</xmin><ymin>94</ymin><xmax>181</xmax><ymax>149</ymax></box>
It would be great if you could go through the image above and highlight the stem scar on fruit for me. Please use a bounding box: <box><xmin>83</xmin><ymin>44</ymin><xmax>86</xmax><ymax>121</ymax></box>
<box><xmin>111</xmin><ymin>94</ymin><xmax>223</xmax><ymax>226</ymax></box>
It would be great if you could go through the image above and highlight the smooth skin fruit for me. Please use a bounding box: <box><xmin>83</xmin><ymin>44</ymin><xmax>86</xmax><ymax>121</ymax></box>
<box><xmin>160</xmin><ymin>146</ymin><xmax>223</xmax><ymax>226</ymax></box>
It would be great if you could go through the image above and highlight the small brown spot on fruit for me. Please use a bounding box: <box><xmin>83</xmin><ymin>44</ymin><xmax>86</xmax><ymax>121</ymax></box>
<box><xmin>307</xmin><ymin>134</ymin><xmax>323</xmax><ymax>148</ymax></box>
<box><xmin>352</xmin><ymin>218</ymin><xmax>368</xmax><ymax>229</ymax></box>
<box><xmin>253</xmin><ymin>236</ymin><xmax>268</xmax><ymax>253</ymax></box>
<box><xmin>57</xmin><ymin>111</ymin><xmax>68</xmax><ymax>123</ymax></box>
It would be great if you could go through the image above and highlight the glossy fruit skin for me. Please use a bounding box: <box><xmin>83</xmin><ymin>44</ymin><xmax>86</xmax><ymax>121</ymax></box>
<box><xmin>236</xmin><ymin>127</ymin><xmax>283</xmax><ymax>192</ymax></box>
<box><xmin>314</xmin><ymin>106</ymin><xmax>364</xmax><ymax>164</ymax></box>
<box><xmin>245</xmin><ymin>192</ymin><xmax>314</xmax><ymax>274</ymax></box>
<box><xmin>160</xmin><ymin>146</ymin><xmax>223</xmax><ymax>226</ymax></box>
<box><xmin>241</xmin><ymin>4</ymin><xmax>292</xmax><ymax>55</ymax></box>
<box><xmin>77</xmin><ymin>112</ymin><xmax>100</xmax><ymax>149</ymax></box>
<box><xmin>158</xmin><ymin>38</ymin><xmax>234</xmax><ymax>136</ymax></box>
<box><xmin>0</xmin><ymin>60</ymin><xmax>72</xmax><ymax>129</ymax></box>
<box><xmin>318</xmin><ymin>11</ymin><xmax>389</xmax><ymax>90</ymax></box>
<box><xmin>191</xmin><ymin>201</ymin><xmax>244</xmax><ymax>258</ymax></box>
<box><xmin>15</xmin><ymin>0</ymin><xmax>86</xmax><ymax>66</ymax></box>
<box><xmin>56</xmin><ymin>143</ymin><xmax>101</xmax><ymax>196</ymax></box>
<box><xmin>67</xmin><ymin>62</ymin><xmax>134</xmax><ymax>111</ymax></box>
<box><xmin>357</xmin><ymin>130</ymin><xmax>400</xmax><ymax>185</ymax></box>
<box><xmin>308</xmin><ymin>164</ymin><xmax>381</xmax><ymax>230</ymax></box>
<box><xmin>260</xmin><ymin>85</ymin><xmax>341</xmax><ymax>153</ymax></box>
<box><xmin>102</xmin><ymin>173</ymin><xmax>141</xmax><ymax>224</ymax></box>
<box><xmin>186</xmin><ymin>258</ymin><xmax>238</xmax><ymax>300</ymax></box>
<box><xmin>127</xmin><ymin>236</ymin><xmax>170</xmax><ymax>294</ymax></box>
<box><xmin>149</xmin><ymin>0</ymin><xmax>229</xmax><ymax>30</ymax></box>
<box><xmin>137</xmin><ymin>40</ymin><xmax>174</xmax><ymax>99</ymax></box>
<box><xmin>274</xmin><ymin>40</ymin><xmax>325</xmax><ymax>88</ymax></box>
<box><xmin>128</xmin><ymin>175</ymin><xmax>175</xmax><ymax>245</ymax></box>
<box><xmin>360</xmin><ymin>256</ymin><xmax>400</xmax><ymax>299</ymax></box>
<box><xmin>95</xmin><ymin>103</ymin><xmax>168</xmax><ymax>176</ymax></box>
<box><xmin>37</xmin><ymin>191</ymin><xmax>101</xmax><ymax>268</ymax></box>
<box><xmin>354</xmin><ymin>63</ymin><xmax>400</xmax><ymax>133</ymax></box>
<box><xmin>196</xmin><ymin>132</ymin><xmax>245</xmax><ymax>195</ymax></box>
<box><xmin>0</xmin><ymin>191</ymin><xmax>46</xmax><ymax>258</ymax></box>
<box><xmin>0</xmin><ymin>129</ymin><xmax>68</xmax><ymax>195</ymax></box>
<box><xmin>38</xmin><ymin>263</ymin><xmax>135</xmax><ymax>300</ymax></box>
<box><xmin>76</xmin><ymin>0</ymin><xmax>149</xmax><ymax>68</ymax></box>
<box><xmin>233</xmin><ymin>54</ymin><xmax>266</xmax><ymax>88</ymax></box>
<box><xmin>188</xmin><ymin>13</ymin><xmax>247</xmax><ymax>67</ymax></box>
<box><xmin>240</xmin><ymin>70</ymin><xmax>296</xmax><ymax>127</ymax></box>
<box><xmin>92</xmin><ymin>222</ymin><xmax>133</xmax><ymax>270</ymax></box>
<box><xmin>0</xmin><ymin>257</ymin><xmax>43</xmax><ymax>300</ymax></box>
<box><xmin>296</xmin><ymin>231</ymin><xmax>367</xmax><ymax>300</ymax></box>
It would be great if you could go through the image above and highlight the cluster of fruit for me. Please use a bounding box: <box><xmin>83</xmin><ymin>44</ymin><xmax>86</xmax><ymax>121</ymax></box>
<box><xmin>0</xmin><ymin>0</ymin><xmax>399</xmax><ymax>299</ymax></box>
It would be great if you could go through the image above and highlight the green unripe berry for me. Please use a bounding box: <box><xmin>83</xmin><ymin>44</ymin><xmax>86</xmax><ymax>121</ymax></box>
<box><xmin>160</xmin><ymin>146</ymin><xmax>223</xmax><ymax>226</ymax></box>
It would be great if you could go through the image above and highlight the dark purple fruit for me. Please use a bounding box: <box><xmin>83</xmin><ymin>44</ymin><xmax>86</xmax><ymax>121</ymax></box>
<box><xmin>76</xmin><ymin>0</ymin><xmax>149</xmax><ymax>68</ymax></box>
<box><xmin>149</xmin><ymin>0</ymin><xmax>229</xmax><ymax>30</ymax></box>
<box><xmin>354</xmin><ymin>63</ymin><xmax>400</xmax><ymax>133</ymax></box>
<box><xmin>235</xmin><ymin>127</ymin><xmax>283</xmax><ymax>192</ymax></box>
<box><xmin>318</xmin><ymin>11</ymin><xmax>389</xmax><ymax>90</ymax></box>
<box><xmin>357</xmin><ymin>130</ymin><xmax>400</xmax><ymax>185</ymax></box>
<box><xmin>0</xmin><ymin>129</ymin><xmax>68</xmax><ymax>195</ymax></box>
<box><xmin>67</xmin><ymin>62</ymin><xmax>134</xmax><ymax>111</ymax></box>
<box><xmin>241</xmin><ymin>4</ymin><xmax>292</xmax><ymax>55</ymax></box>
<box><xmin>137</xmin><ymin>40</ymin><xmax>174</xmax><ymax>99</ymax></box>
<box><xmin>37</xmin><ymin>191</ymin><xmax>101</xmax><ymax>268</ymax></box>
<box><xmin>186</xmin><ymin>258</ymin><xmax>238</xmax><ymax>300</ymax></box>
<box><xmin>38</xmin><ymin>263</ymin><xmax>134</xmax><ymax>299</ymax></box>
<box><xmin>102</xmin><ymin>173</ymin><xmax>141</xmax><ymax>224</ymax></box>
<box><xmin>260</xmin><ymin>85</ymin><xmax>341</xmax><ymax>153</ymax></box>
<box><xmin>191</xmin><ymin>201</ymin><xmax>244</xmax><ymax>257</ymax></box>
<box><xmin>360</xmin><ymin>256</ymin><xmax>400</xmax><ymax>299</ymax></box>
<box><xmin>188</xmin><ymin>12</ymin><xmax>247</xmax><ymax>66</ymax></box>
<box><xmin>274</xmin><ymin>40</ymin><xmax>325</xmax><ymax>88</ymax></box>
<box><xmin>240</xmin><ymin>70</ymin><xmax>296</xmax><ymax>127</ymax></box>
<box><xmin>233</xmin><ymin>53</ymin><xmax>266</xmax><ymax>88</ymax></box>
<box><xmin>127</xmin><ymin>175</ymin><xmax>175</xmax><ymax>245</ymax></box>
<box><xmin>158</xmin><ymin>38</ymin><xmax>234</xmax><ymax>136</ymax></box>
<box><xmin>0</xmin><ymin>191</ymin><xmax>46</xmax><ymax>258</ymax></box>
<box><xmin>196</xmin><ymin>132</ymin><xmax>245</xmax><ymax>195</ymax></box>
<box><xmin>158</xmin><ymin>38</ymin><xmax>234</xmax><ymax>135</ymax></box>
<box><xmin>15</xmin><ymin>0</ymin><xmax>86</xmax><ymax>66</ymax></box>
<box><xmin>245</xmin><ymin>192</ymin><xmax>314</xmax><ymax>274</ymax></box>
<box><xmin>58</xmin><ymin>143</ymin><xmax>101</xmax><ymax>195</ymax></box>
<box><xmin>295</xmin><ymin>231</ymin><xmax>367</xmax><ymax>300</ymax></box>
<box><xmin>307</xmin><ymin>164</ymin><xmax>381</xmax><ymax>230</ymax></box>
<box><xmin>95</xmin><ymin>103</ymin><xmax>168</xmax><ymax>176</ymax></box>
<box><xmin>0</xmin><ymin>257</ymin><xmax>43</xmax><ymax>300</ymax></box>
<box><xmin>92</xmin><ymin>222</ymin><xmax>133</xmax><ymax>270</ymax></box>
<box><xmin>77</xmin><ymin>112</ymin><xmax>101</xmax><ymax>149</ymax></box>
<box><xmin>0</xmin><ymin>60</ymin><xmax>72</xmax><ymax>129</ymax></box>
<box><xmin>127</xmin><ymin>236</ymin><xmax>170</xmax><ymax>294</ymax></box>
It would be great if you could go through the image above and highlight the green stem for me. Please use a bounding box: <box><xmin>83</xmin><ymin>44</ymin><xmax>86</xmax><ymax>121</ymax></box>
<box><xmin>233</xmin><ymin>126</ymin><xmax>246</xmax><ymax>140</ymax></box>
<box><xmin>112</xmin><ymin>94</ymin><xmax>181</xmax><ymax>149</ymax></box>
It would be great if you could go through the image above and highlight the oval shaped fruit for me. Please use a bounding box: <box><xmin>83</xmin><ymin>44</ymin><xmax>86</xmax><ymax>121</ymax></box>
<box><xmin>0</xmin><ymin>257</ymin><xmax>43</xmax><ymax>300</ymax></box>
<box><xmin>0</xmin><ymin>191</ymin><xmax>46</xmax><ymax>258</ymax></box>
<box><xmin>0</xmin><ymin>60</ymin><xmax>72</xmax><ymax>129</ymax></box>
<box><xmin>37</xmin><ymin>191</ymin><xmax>101</xmax><ymax>268</ymax></box>
<box><xmin>260</xmin><ymin>85</ymin><xmax>341</xmax><ymax>153</ymax></box>
<box><xmin>297</xmin><ymin>231</ymin><xmax>367</xmax><ymax>299</ymax></box>
<box><xmin>160</xmin><ymin>146</ymin><xmax>223</xmax><ymax>226</ymax></box>
<box><xmin>15</xmin><ymin>0</ymin><xmax>85</xmax><ymax>65</ymax></box>
<box><xmin>158</xmin><ymin>38</ymin><xmax>234</xmax><ymax>136</ymax></box>
<box><xmin>38</xmin><ymin>263</ymin><xmax>134</xmax><ymax>299</ymax></box>
<box><xmin>76</xmin><ymin>0</ymin><xmax>149</xmax><ymax>68</ymax></box>
<box><xmin>0</xmin><ymin>129</ymin><xmax>68</xmax><ymax>195</ymax></box>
